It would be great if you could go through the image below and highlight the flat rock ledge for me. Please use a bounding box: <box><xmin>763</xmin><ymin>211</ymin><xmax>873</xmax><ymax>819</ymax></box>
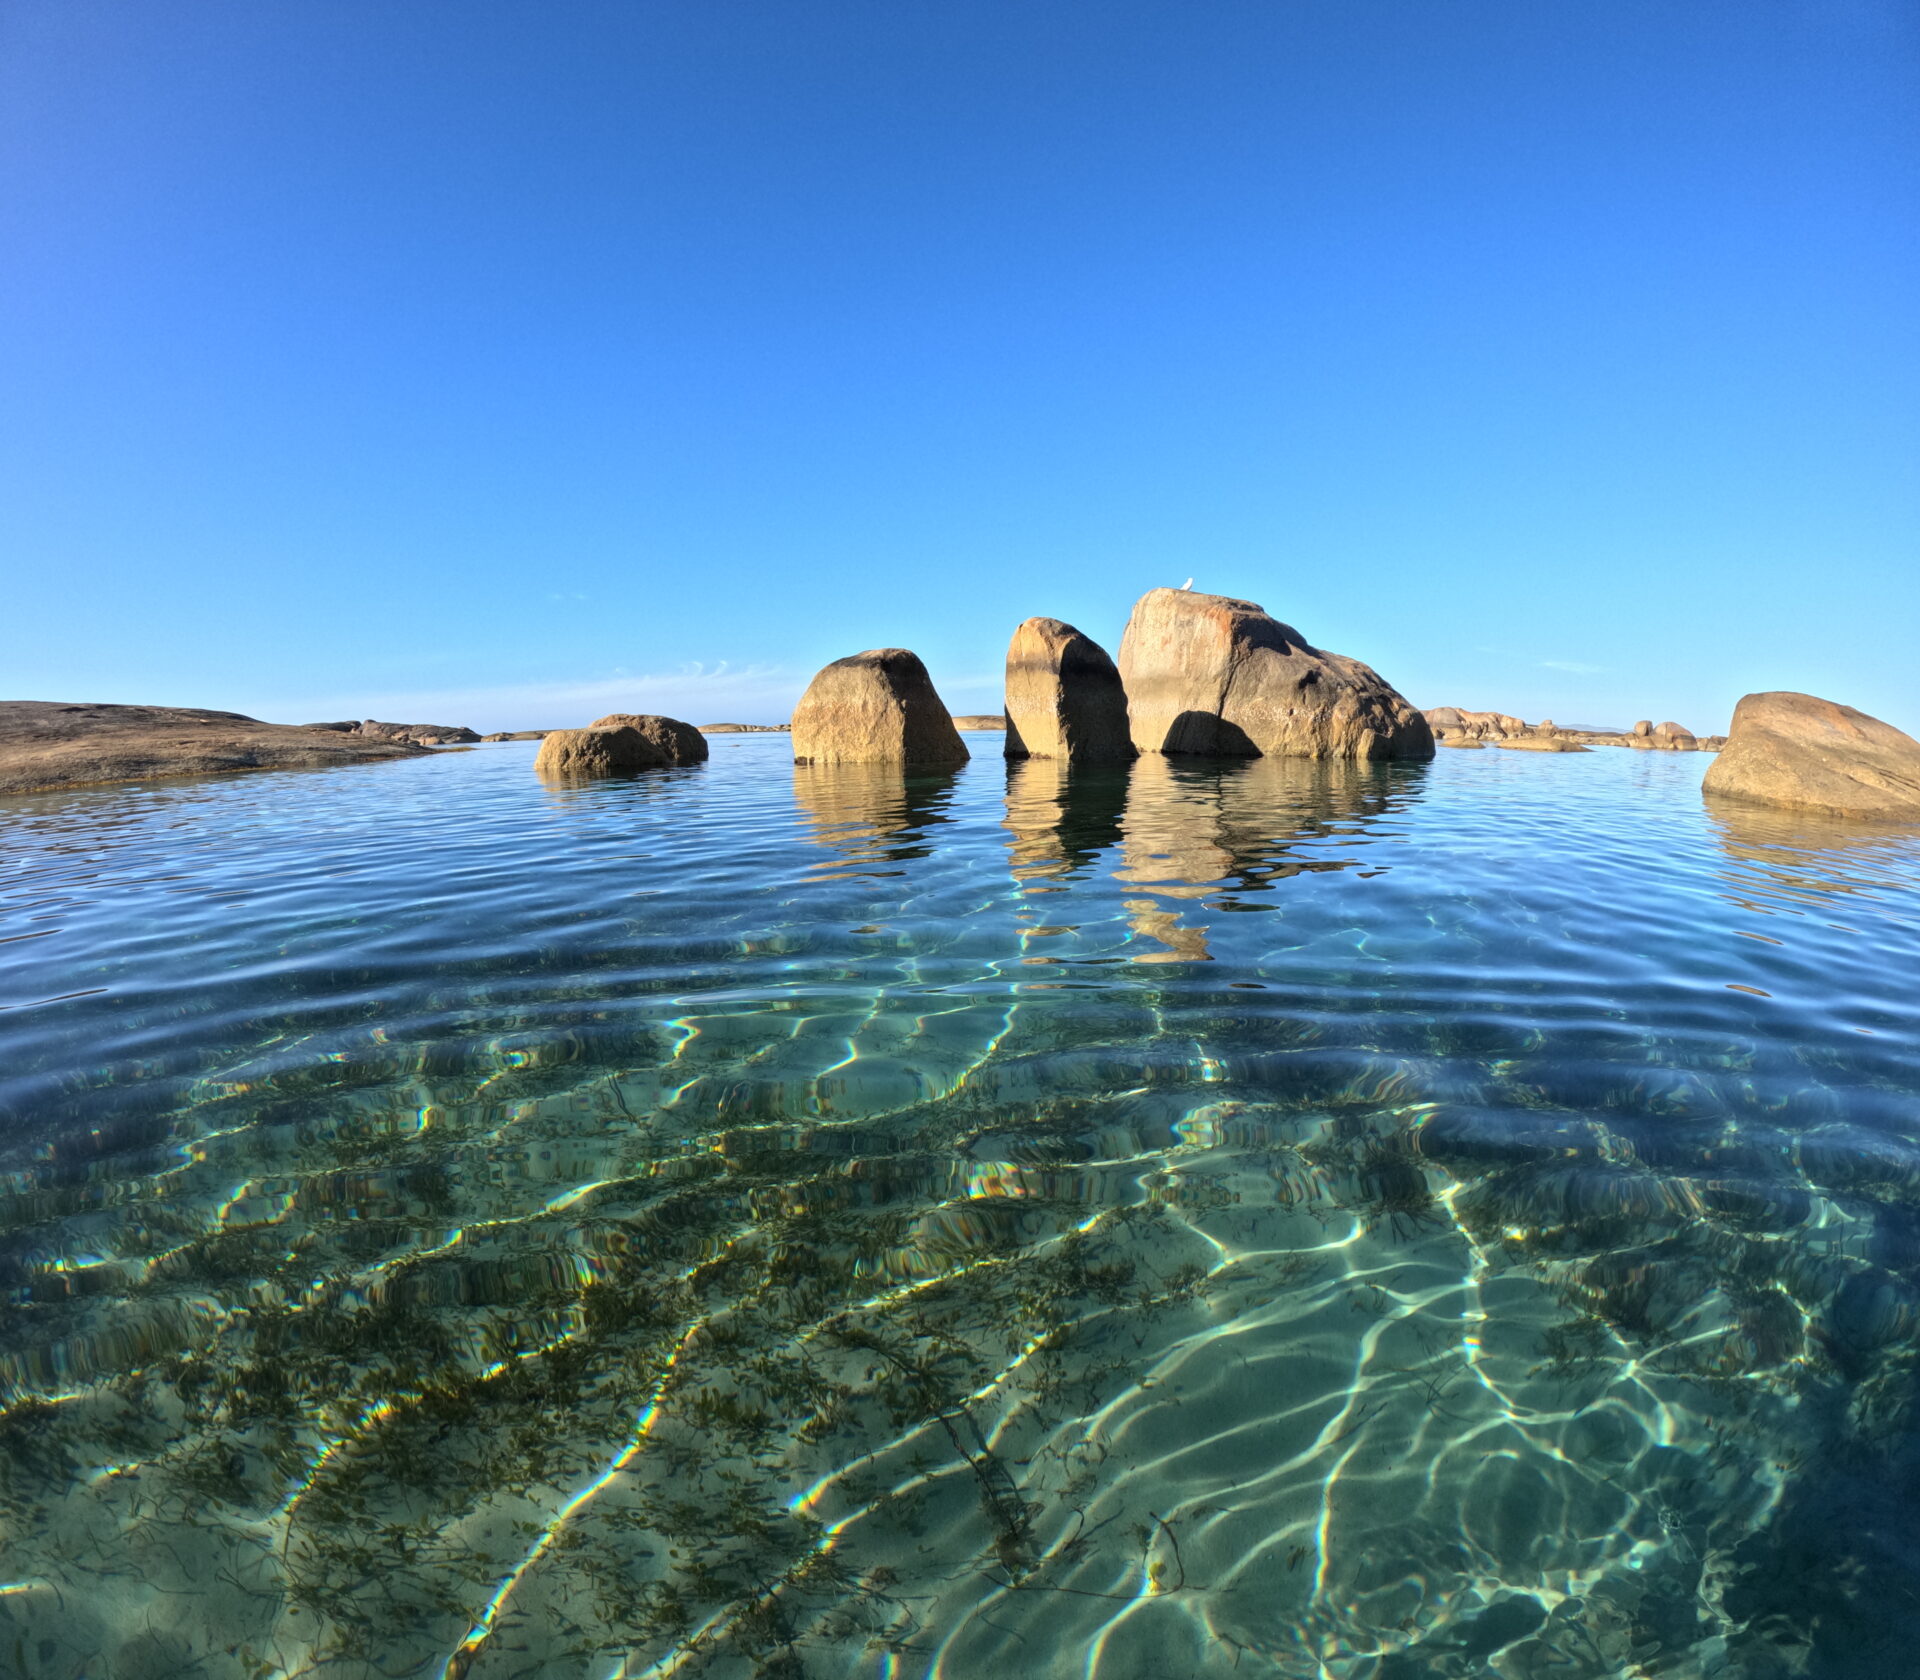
<box><xmin>1703</xmin><ymin>691</ymin><xmax>1920</xmax><ymax>822</ymax></box>
<box><xmin>306</xmin><ymin>719</ymin><xmax>480</xmax><ymax>745</ymax></box>
<box><xmin>1493</xmin><ymin>737</ymin><xmax>1590</xmax><ymax>753</ymax></box>
<box><xmin>950</xmin><ymin>714</ymin><xmax>1009</xmax><ymax>731</ymax></box>
<box><xmin>0</xmin><ymin>701</ymin><xmax>428</xmax><ymax>797</ymax></box>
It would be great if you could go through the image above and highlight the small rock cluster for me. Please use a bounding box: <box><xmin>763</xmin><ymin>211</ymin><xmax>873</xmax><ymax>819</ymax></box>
<box><xmin>788</xmin><ymin>588</ymin><xmax>1434</xmax><ymax>770</ymax></box>
<box><xmin>305</xmin><ymin>719</ymin><xmax>481</xmax><ymax>746</ymax></box>
<box><xmin>1422</xmin><ymin>709</ymin><xmax>1726</xmax><ymax>754</ymax></box>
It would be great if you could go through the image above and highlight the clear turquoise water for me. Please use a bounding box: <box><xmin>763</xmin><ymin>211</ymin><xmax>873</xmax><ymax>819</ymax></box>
<box><xmin>2</xmin><ymin>736</ymin><xmax>1918</xmax><ymax>1680</ymax></box>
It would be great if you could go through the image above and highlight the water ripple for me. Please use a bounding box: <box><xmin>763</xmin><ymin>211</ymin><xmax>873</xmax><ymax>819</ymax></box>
<box><xmin>0</xmin><ymin>739</ymin><xmax>1917</xmax><ymax>1678</ymax></box>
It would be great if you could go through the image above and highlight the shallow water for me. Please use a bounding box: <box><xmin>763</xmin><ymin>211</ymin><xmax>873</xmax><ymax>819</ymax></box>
<box><xmin>2</xmin><ymin>737</ymin><xmax>1918</xmax><ymax>1680</ymax></box>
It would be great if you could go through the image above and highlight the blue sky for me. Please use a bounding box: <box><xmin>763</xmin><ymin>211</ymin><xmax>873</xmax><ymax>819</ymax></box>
<box><xmin>3</xmin><ymin>0</ymin><xmax>1914</xmax><ymax>733</ymax></box>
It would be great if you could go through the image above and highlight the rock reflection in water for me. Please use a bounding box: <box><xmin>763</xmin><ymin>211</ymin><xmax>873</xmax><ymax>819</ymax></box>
<box><xmin>791</xmin><ymin>763</ymin><xmax>962</xmax><ymax>879</ymax></box>
<box><xmin>1708</xmin><ymin>797</ymin><xmax>1920</xmax><ymax>912</ymax></box>
<box><xmin>1113</xmin><ymin>756</ymin><xmax>1421</xmax><ymax>960</ymax></box>
<box><xmin>1001</xmin><ymin>759</ymin><xmax>1128</xmax><ymax>887</ymax></box>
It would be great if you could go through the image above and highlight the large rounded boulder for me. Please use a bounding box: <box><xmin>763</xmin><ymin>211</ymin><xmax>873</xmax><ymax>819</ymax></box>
<box><xmin>790</xmin><ymin>649</ymin><xmax>969</xmax><ymax>766</ymax></box>
<box><xmin>534</xmin><ymin>726</ymin><xmax>671</xmax><ymax>778</ymax></box>
<box><xmin>1116</xmin><ymin>588</ymin><xmax>1432</xmax><ymax>760</ymax></box>
<box><xmin>1003</xmin><ymin>617</ymin><xmax>1135</xmax><ymax>765</ymax></box>
<box><xmin>1702</xmin><ymin>692</ymin><xmax>1920</xmax><ymax>821</ymax></box>
<box><xmin>588</xmin><ymin>713</ymin><xmax>708</xmax><ymax>764</ymax></box>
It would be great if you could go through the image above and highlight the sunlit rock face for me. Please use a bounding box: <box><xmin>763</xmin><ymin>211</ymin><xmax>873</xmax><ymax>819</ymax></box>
<box><xmin>1002</xmin><ymin>617</ymin><xmax>1135</xmax><ymax>765</ymax></box>
<box><xmin>1704</xmin><ymin>691</ymin><xmax>1920</xmax><ymax>821</ymax></box>
<box><xmin>790</xmin><ymin>648</ymin><xmax>970</xmax><ymax>767</ymax></box>
<box><xmin>587</xmin><ymin>713</ymin><xmax>709</xmax><ymax>765</ymax></box>
<box><xmin>533</xmin><ymin>725</ymin><xmax>670</xmax><ymax>777</ymax></box>
<box><xmin>1117</xmin><ymin>587</ymin><xmax>1433</xmax><ymax>761</ymax></box>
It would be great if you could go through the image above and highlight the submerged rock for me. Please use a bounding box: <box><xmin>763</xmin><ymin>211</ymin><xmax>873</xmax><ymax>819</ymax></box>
<box><xmin>0</xmin><ymin>701</ymin><xmax>429</xmax><ymax>796</ymax></box>
<box><xmin>1117</xmin><ymin>588</ymin><xmax>1431</xmax><ymax>760</ymax></box>
<box><xmin>1003</xmin><ymin>617</ymin><xmax>1135</xmax><ymax>765</ymax></box>
<box><xmin>1703</xmin><ymin>691</ymin><xmax>1920</xmax><ymax>821</ymax></box>
<box><xmin>588</xmin><ymin>713</ymin><xmax>708</xmax><ymax>765</ymax></box>
<box><xmin>533</xmin><ymin>726</ymin><xmax>671</xmax><ymax>778</ymax></box>
<box><xmin>791</xmin><ymin>649</ymin><xmax>969</xmax><ymax>766</ymax></box>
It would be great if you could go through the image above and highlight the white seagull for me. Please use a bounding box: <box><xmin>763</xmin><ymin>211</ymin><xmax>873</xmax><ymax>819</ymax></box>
<box><xmin>1180</xmin><ymin>576</ymin><xmax>1193</xmax><ymax>590</ymax></box>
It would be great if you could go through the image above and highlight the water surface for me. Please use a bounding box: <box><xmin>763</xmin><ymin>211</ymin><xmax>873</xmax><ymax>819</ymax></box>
<box><xmin>3</xmin><ymin>737</ymin><xmax>1918</xmax><ymax>1679</ymax></box>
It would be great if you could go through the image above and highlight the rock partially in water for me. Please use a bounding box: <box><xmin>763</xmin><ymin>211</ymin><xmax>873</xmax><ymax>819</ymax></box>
<box><xmin>0</xmin><ymin>700</ymin><xmax>429</xmax><ymax>795</ymax></box>
<box><xmin>1704</xmin><ymin>691</ymin><xmax>1920</xmax><ymax>821</ymax></box>
<box><xmin>353</xmin><ymin>719</ymin><xmax>481</xmax><ymax>744</ymax></box>
<box><xmin>1495</xmin><ymin>737</ymin><xmax>1591</xmax><ymax>753</ymax></box>
<box><xmin>588</xmin><ymin>713</ymin><xmax>708</xmax><ymax>765</ymax></box>
<box><xmin>1003</xmin><ymin>617</ymin><xmax>1134</xmax><ymax>765</ymax></box>
<box><xmin>1652</xmin><ymin>720</ymin><xmax>1697</xmax><ymax>750</ymax></box>
<box><xmin>533</xmin><ymin>725</ymin><xmax>671</xmax><ymax>778</ymax></box>
<box><xmin>1422</xmin><ymin>706</ymin><xmax>1530</xmax><ymax>742</ymax></box>
<box><xmin>949</xmin><ymin>714</ymin><xmax>1008</xmax><ymax>730</ymax></box>
<box><xmin>700</xmin><ymin>722</ymin><xmax>790</xmax><ymax>733</ymax></box>
<box><xmin>481</xmin><ymin>730</ymin><xmax>549</xmax><ymax>741</ymax></box>
<box><xmin>1118</xmin><ymin>587</ymin><xmax>1431</xmax><ymax>760</ymax></box>
<box><xmin>791</xmin><ymin>649</ymin><xmax>969</xmax><ymax>766</ymax></box>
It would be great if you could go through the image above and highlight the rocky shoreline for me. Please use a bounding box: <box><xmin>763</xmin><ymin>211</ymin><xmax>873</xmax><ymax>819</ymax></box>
<box><xmin>9</xmin><ymin>584</ymin><xmax>1915</xmax><ymax>819</ymax></box>
<box><xmin>1422</xmin><ymin>710</ymin><xmax>1727</xmax><ymax>753</ymax></box>
<box><xmin>0</xmin><ymin>703</ymin><xmax>432</xmax><ymax>797</ymax></box>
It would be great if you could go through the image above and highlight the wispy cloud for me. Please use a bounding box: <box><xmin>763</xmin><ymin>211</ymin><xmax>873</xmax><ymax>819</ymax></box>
<box><xmin>270</xmin><ymin>662</ymin><xmax>803</xmax><ymax>732</ymax></box>
<box><xmin>1538</xmin><ymin>659</ymin><xmax>1605</xmax><ymax>676</ymax></box>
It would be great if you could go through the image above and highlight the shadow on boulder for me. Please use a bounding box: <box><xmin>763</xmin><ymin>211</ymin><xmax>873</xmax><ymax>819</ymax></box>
<box><xmin>1159</xmin><ymin>711</ymin><xmax>1260</xmax><ymax>757</ymax></box>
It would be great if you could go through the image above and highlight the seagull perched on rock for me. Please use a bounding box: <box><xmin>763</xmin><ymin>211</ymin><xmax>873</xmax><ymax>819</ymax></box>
<box><xmin>1180</xmin><ymin>577</ymin><xmax>1193</xmax><ymax>590</ymax></box>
